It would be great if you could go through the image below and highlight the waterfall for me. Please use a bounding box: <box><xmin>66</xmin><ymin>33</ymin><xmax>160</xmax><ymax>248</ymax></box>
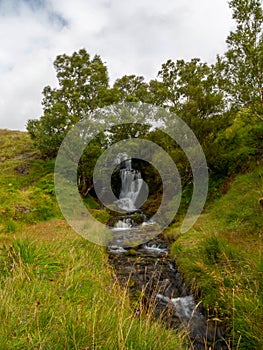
<box><xmin>111</xmin><ymin>155</ymin><xmax>150</xmax><ymax>236</ymax></box>
<box><xmin>115</xmin><ymin>159</ymin><xmax>143</xmax><ymax>212</ymax></box>
<box><xmin>113</xmin><ymin>218</ymin><xmax>133</xmax><ymax>230</ymax></box>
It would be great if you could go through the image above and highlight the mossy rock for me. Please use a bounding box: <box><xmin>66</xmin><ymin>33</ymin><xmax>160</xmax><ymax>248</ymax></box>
<box><xmin>125</xmin><ymin>249</ymin><xmax>137</xmax><ymax>256</ymax></box>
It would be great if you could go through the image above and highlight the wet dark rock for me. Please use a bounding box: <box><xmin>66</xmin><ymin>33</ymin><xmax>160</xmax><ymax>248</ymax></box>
<box><xmin>108</xmin><ymin>235</ymin><xmax>227</xmax><ymax>350</ymax></box>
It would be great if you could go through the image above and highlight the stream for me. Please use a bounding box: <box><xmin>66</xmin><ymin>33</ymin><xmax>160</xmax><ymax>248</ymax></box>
<box><xmin>107</xmin><ymin>155</ymin><xmax>227</xmax><ymax>350</ymax></box>
<box><xmin>108</xmin><ymin>235</ymin><xmax>227</xmax><ymax>350</ymax></box>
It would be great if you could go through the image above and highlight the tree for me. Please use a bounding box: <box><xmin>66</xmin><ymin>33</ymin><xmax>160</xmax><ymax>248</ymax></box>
<box><xmin>217</xmin><ymin>0</ymin><xmax>263</xmax><ymax>118</ymax></box>
<box><xmin>156</xmin><ymin>58</ymin><xmax>225</xmax><ymax>142</ymax></box>
<box><xmin>113</xmin><ymin>75</ymin><xmax>149</xmax><ymax>102</ymax></box>
<box><xmin>157</xmin><ymin>58</ymin><xmax>224</xmax><ymax>118</ymax></box>
<box><xmin>27</xmin><ymin>49</ymin><xmax>117</xmax><ymax>158</ymax></box>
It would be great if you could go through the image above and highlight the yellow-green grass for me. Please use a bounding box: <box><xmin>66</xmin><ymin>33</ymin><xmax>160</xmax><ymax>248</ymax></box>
<box><xmin>0</xmin><ymin>129</ymin><xmax>35</xmax><ymax>161</ymax></box>
<box><xmin>0</xmin><ymin>221</ymin><xmax>185</xmax><ymax>350</ymax></box>
<box><xmin>0</xmin><ymin>130</ymin><xmax>61</xmax><ymax>233</ymax></box>
<box><xmin>170</xmin><ymin>166</ymin><xmax>263</xmax><ymax>349</ymax></box>
<box><xmin>0</xmin><ymin>130</ymin><xmax>185</xmax><ymax>349</ymax></box>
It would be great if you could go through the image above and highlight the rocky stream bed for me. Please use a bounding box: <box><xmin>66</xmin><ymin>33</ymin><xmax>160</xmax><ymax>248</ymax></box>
<box><xmin>108</xmin><ymin>234</ymin><xmax>227</xmax><ymax>350</ymax></box>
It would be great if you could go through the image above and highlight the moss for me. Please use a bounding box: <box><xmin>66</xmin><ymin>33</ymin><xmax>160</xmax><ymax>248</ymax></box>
<box><xmin>125</xmin><ymin>249</ymin><xmax>137</xmax><ymax>256</ymax></box>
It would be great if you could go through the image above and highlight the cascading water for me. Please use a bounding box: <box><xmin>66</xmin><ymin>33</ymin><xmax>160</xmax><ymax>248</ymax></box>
<box><xmin>109</xmin><ymin>238</ymin><xmax>227</xmax><ymax>349</ymax></box>
<box><xmin>108</xmin><ymin>156</ymin><xmax>227</xmax><ymax>349</ymax></box>
<box><xmin>110</xmin><ymin>154</ymin><xmax>153</xmax><ymax>241</ymax></box>
<box><xmin>115</xmin><ymin>159</ymin><xmax>143</xmax><ymax>212</ymax></box>
<box><xmin>113</xmin><ymin>218</ymin><xmax>133</xmax><ymax>230</ymax></box>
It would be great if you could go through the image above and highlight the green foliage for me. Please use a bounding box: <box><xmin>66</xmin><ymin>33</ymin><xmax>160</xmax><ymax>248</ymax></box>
<box><xmin>209</xmin><ymin>165</ymin><xmax>263</xmax><ymax>233</ymax></box>
<box><xmin>26</xmin><ymin>0</ymin><xmax>263</xmax><ymax>204</ymax></box>
<box><xmin>113</xmin><ymin>74</ymin><xmax>149</xmax><ymax>102</ymax></box>
<box><xmin>90</xmin><ymin>209</ymin><xmax>111</xmax><ymax>224</ymax></box>
<box><xmin>203</xmin><ymin>235</ymin><xmax>223</xmax><ymax>264</ymax></box>
<box><xmin>27</xmin><ymin>49</ymin><xmax>116</xmax><ymax>158</ymax></box>
<box><xmin>157</xmin><ymin>58</ymin><xmax>225</xmax><ymax>120</ymax></box>
<box><xmin>0</xmin><ymin>130</ymin><xmax>36</xmax><ymax>161</ymax></box>
<box><xmin>34</xmin><ymin>173</ymin><xmax>55</xmax><ymax>195</ymax></box>
<box><xmin>78</xmin><ymin>138</ymin><xmax>104</xmax><ymax>197</ymax></box>
<box><xmin>217</xmin><ymin>0</ymin><xmax>263</xmax><ymax>117</ymax></box>
<box><xmin>26</xmin><ymin>7</ymin><xmax>263</xmax><ymax>202</ymax></box>
<box><xmin>206</xmin><ymin>109</ymin><xmax>263</xmax><ymax>176</ymax></box>
<box><xmin>132</xmin><ymin>212</ymin><xmax>145</xmax><ymax>225</ymax></box>
<box><xmin>17</xmin><ymin>2</ymin><xmax>263</xmax><ymax>347</ymax></box>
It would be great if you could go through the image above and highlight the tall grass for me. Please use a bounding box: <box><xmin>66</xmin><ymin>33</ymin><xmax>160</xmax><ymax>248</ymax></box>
<box><xmin>170</xmin><ymin>166</ymin><xmax>263</xmax><ymax>349</ymax></box>
<box><xmin>0</xmin><ymin>233</ymin><xmax>185</xmax><ymax>349</ymax></box>
<box><xmin>0</xmin><ymin>131</ymin><xmax>62</xmax><ymax>233</ymax></box>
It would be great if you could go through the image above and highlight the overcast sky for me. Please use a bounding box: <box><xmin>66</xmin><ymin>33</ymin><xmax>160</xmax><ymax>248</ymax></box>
<box><xmin>0</xmin><ymin>0</ymin><xmax>234</xmax><ymax>130</ymax></box>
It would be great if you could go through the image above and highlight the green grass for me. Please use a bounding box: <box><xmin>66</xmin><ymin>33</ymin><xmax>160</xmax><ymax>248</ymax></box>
<box><xmin>0</xmin><ymin>225</ymin><xmax>185</xmax><ymax>350</ymax></box>
<box><xmin>0</xmin><ymin>130</ymin><xmax>185</xmax><ymax>349</ymax></box>
<box><xmin>0</xmin><ymin>130</ymin><xmax>62</xmax><ymax>232</ymax></box>
<box><xmin>170</xmin><ymin>165</ymin><xmax>263</xmax><ymax>349</ymax></box>
<box><xmin>0</xmin><ymin>129</ymin><xmax>35</xmax><ymax>161</ymax></box>
<box><xmin>2</xmin><ymin>128</ymin><xmax>263</xmax><ymax>349</ymax></box>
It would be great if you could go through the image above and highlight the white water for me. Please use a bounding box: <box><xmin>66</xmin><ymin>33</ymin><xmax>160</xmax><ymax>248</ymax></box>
<box><xmin>112</xmin><ymin>218</ymin><xmax>133</xmax><ymax>231</ymax></box>
<box><xmin>115</xmin><ymin>159</ymin><xmax>143</xmax><ymax>212</ymax></box>
<box><xmin>141</xmin><ymin>220</ymin><xmax>155</xmax><ymax>226</ymax></box>
<box><xmin>171</xmin><ymin>295</ymin><xmax>196</xmax><ymax>320</ymax></box>
<box><xmin>143</xmin><ymin>244</ymin><xmax>168</xmax><ymax>254</ymax></box>
<box><xmin>108</xmin><ymin>245</ymin><xmax>127</xmax><ymax>254</ymax></box>
<box><xmin>156</xmin><ymin>294</ymin><xmax>197</xmax><ymax>321</ymax></box>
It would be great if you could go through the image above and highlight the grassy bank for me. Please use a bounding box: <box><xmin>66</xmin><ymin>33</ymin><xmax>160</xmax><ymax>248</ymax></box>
<box><xmin>2</xmin><ymin>128</ymin><xmax>262</xmax><ymax>349</ymax></box>
<box><xmin>170</xmin><ymin>166</ymin><xmax>263</xmax><ymax>349</ymax></box>
<box><xmin>0</xmin><ymin>130</ymin><xmax>185</xmax><ymax>349</ymax></box>
<box><xmin>0</xmin><ymin>221</ymin><xmax>185</xmax><ymax>350</ymax></box>
<box><xmin>0</xmin><ymin>129</ymin><xmax>61</xmax><ymax>233</ymax></box>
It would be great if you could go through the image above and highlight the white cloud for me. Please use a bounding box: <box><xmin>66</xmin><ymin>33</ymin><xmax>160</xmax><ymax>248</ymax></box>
<box><xmin>0</xmin><ymin>0</ymin><xmax>233</xmax><ymax>130</ymax></box>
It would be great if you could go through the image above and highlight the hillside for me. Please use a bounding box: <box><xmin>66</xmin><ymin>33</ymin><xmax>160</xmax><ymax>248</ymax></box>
<box><xmin>0</xmin><ymin>130</ymin><xmax>185</xmax><ymax>350</ymax></box>
<box><xmin>0</xmin><ymin>129</ymin><xmax>60</xmax><ymax>233</ymax></box>
<box><xmin>0</xmin><ymin>129</ymin><xmax>262</xmax><ymax>349</ymax></box>
<box><xmin>170</xmin><ymin>166</ymin><xmax>263</xmax><ymax>349</ymax></box>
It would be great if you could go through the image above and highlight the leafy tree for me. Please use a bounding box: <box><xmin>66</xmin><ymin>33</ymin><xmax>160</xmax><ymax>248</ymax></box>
<box><xmin>113</xmin><ymin>75</ymin><xmax>150</xmax><ymax>102</ymax></box>
<box><xmin>147</xmin><ymin>79</ymin><xmax>169</xmax><ymax>106</ymax></box>
<box><xmin>217</xmin><ymin>0</ymin><xmax>263</xmax><ymax>119</ymax></box>
<box><xmin>27</xmin><ymin>49</ymin><xmax>117</xmax><ymax>158</ymax></box>
<box><xmin>156</xmin><ymin>58</ymin><xmax>225</xmax><ymax>143</ymax></box>
<box><xmin>157</xmin><ymin>58</ymin><xmax>224</xmax><ymax>118</ymax></box>
<box><xmin>206</xmin><ymin>108</ymin><xmax>263</xmax><ymax>176</ymax></box>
